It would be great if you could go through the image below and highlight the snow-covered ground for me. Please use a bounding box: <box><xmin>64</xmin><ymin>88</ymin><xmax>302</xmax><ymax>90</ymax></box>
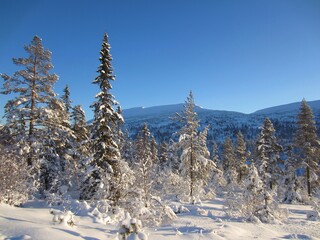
<box><xmin>1</xmin><ymin>198</ymin><xmax>319</xmax><ymax>240</ymax></box>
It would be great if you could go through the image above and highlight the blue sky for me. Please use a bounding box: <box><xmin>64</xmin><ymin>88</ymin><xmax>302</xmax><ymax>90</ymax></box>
<box><xmin>1</xmin><ymin>0</ymin><xmax>320</xmax><ymax>120</ymax></box>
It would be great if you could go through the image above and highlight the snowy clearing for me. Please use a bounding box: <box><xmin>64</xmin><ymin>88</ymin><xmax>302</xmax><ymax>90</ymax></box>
<box><xmin>1</xmin><ymin>198</ymin><xmax>319</xmax><ymax>240</ymax></box>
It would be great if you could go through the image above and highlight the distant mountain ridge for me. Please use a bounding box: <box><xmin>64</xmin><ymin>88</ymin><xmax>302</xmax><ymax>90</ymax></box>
<box><xmin>123</xmin><ymin>100</ymin><xmax>320</xmax><ymax>118</ymax></box>
<box><xmin>252</xmin><ymin>100</ymin><xmax>320</xmax><ymax>115</ymax></box>
<box><xmin>121</xmin><ymin>100</ymin><xmax>320</xmax><ymax>151</ymax></box>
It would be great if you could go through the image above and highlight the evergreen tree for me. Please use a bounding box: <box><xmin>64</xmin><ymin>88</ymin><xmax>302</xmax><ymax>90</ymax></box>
<box><xmin>295</xmin><ymin>99</ymin><xmax>320</xmax><ymax>196</ymax></box>
<box><xmin>235</xmin><ymin>131</ymin><xmax>249</xmax><ymax>183</ymax></box>
<box><xmin>175</xmin><ymin>91</ymin><xmax>199</xmax><ymax>199</ymax></box>
<box><xmin>255</xmin><ymin>118</ymin><xmax>282</xmax><ymax>190</ymax></box>
<box><xmin>81</xmin><ymin>33</ymin><xmax>124</xmax><ymax>205</ymax></box>
<box><xmin>71</xmin><ymin>105</ymin><xmax>89</xmax><ymax>145</ymax></box>
<box><xmin>222</xmin><ymin>137</ymin><xmax>237</xmax><ymax>185</ymax></box>
<box><xmin>167</xmin><ymin>139</ymin><xmax>180</xmax><ymax>172</ymax></box>
<box><xmin>211</xmin><ymin>142</ymin><xmax>220</xmax><ymax>165</ymax></box>
<box><xmin>134</xmin><ymin>123</ymin><xmax>155</xmax><ymax>207</ymax></box>
<box><xmin>158</xmin><ymin>141</ymin><xmax>169</xmax><ymax>169</ymax></box>
<box><xmin>61</xmin><ymin>84</ymin><xmax>72</xmax><ymax>116</ymax></box>
<box><xmin>252</xmin><ymin>118</ymin><xmax>283</xmax><ymax>222</ymax></box>
<box><xmin>71</xmin><ymin>105</ymin><xmax>90</xmax><ymax>195</ymax></box>
<box><xmin>150</xmin><ymin>136</ymin><xmax>159</xmax><ymax>164</ymax></box>
<box><xmin>175</xmin><ymin>91</ymin><xmax>217</xmax><ymax>201</ymax></box>
<box><xmin>282</xmin><ymin>145</ymin><xmax>302</xmax><ymax>203</ymax></box>
<box><xmin>39</xmin><ymin>97</ymin><xmax>75</xmax><ymax>195</ymax></box>
<box><xmin>227</xmin><ymin>163</ymin><xmax>283</xmax><ymax>223</ymax></box>
<box><xmin>1</xmin><ymin>36</ymin><xmax>58</xmax><ymax>166</ymax></box>
<box><xmin>121</xmin><ymin>129</ymin><xmax>135</xmax><ymax>167</ymax></box>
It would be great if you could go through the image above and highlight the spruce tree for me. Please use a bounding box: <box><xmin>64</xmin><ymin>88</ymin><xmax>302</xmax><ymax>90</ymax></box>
<box><xmin>235</xmin><ymin>131</ymin><xmax>248</xmax><ymax>183</ymax></box>
<box><xmin>253</xmin><ymin>118</ymin><xmax>283</xmax><ymax>221</ymax></box>
<box><xmin>61</xmin><ymin>84</ymin><xmax>72</xmax><ymax>114</ymax></box>
<box><xmin>175</xmin><ymin>91</ymin><xmax>199</xmax><ymax>199</ymax></box>
<box><xmin>81</xmin><ymin>33</ymin><xmax>124</xmax><ymax>205</ymax></box>
<box><xmin>39</xmin><ymin>97</ymin><xmax>75</xmax><ymax>195</ymax></box>
<box><xmin>255</xmin><ymin>118</ymin><xmax>282</xmax><ymax>190</ymax></box>
<box><xmin>134</xmin><ymin>123</ymin><xmax>155</xmax><ymax>207</ymax></box>
<box><xmin>295</xmin><ymin>99</ymin><xmax>320</xmax><ymax>196</ymax></box>
<box><xmin>158</xmin><ymin>141</ymin><xmax>169</xmax><ymax>169</ymax></box>
<box><xmin>175</xmin><ymin>91</ymin><xmax>217</xmax><ymax>201</ymax></box>
<box><xmin>222</xmin><ymin>136</ymin><xmax>237</xmax><ymax>185</ymax></box>
<box><xmin>211</xmin><ymin>142</ymin><xmax>220</xmax><ymax>165</ymax></box>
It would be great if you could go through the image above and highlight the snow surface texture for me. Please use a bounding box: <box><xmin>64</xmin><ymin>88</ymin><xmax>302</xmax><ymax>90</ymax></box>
<box><xmin>1</xmin><ymin>198</ymin><xmax>319</xmax><ymax>240</ymax></box>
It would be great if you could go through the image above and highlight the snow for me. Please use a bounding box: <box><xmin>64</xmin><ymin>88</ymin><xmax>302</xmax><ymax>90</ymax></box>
<box><xmin>1</xmin><ymin>198</ymin><xmax>319</xmax><ymax>240</ymax></box>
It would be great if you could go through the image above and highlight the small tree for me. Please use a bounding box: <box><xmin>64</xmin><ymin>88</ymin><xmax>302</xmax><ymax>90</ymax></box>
<box><xmin>255</xmin><ymin>118</ymin><xmax>282</xmax><ymax>191</ymax></box>
<box><xmin>134</xmin><ymin>123</ymin><xmax>155</xmax><ymax>207</ymax></box>
<box><xmin>0</xmin><ymin>126</ymin><xmax>30</xmax><ymax>205</ymax></box>
<box><xmin>222</xmin><ymin>137</ymin><xmax>237</xmax><ymax>186</ymax></box>
<box><xmin>175</xmin><ymin>92</ymin><xmax>217</xmax><ymax>201</ymax></box>
<box><xmin>235</xmin><ymin>131</ymin><xmax>249</xmax><ymax>183</ymax></box>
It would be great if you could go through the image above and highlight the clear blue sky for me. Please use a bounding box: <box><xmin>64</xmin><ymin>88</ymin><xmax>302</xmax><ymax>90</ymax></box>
<box><xmin>1</xmin><ymin>0</ymin><xmax>320</xmax><ymax>120</ymax></box>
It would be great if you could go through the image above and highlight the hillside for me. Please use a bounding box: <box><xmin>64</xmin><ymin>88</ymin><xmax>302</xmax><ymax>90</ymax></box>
<box><xmin>122</xmin><ymin>100</ymin><xmax>320</xmax><ymax>148</ymax></box>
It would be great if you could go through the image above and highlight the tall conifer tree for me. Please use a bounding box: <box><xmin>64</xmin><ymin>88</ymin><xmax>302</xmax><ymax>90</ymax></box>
<box><xmin>1</xmin><ymin>36</ymin><xmax>58</xmax><ymax>166</ymax></box>
<box><xmin>295</xmin><ymin>99</ymin><xmax>319</xmax><ymax>196</ymax></box>
<box><xmin>81</xmin><ymin>33</ymin><xmax>124</xmax><ymax>204</ymax></box>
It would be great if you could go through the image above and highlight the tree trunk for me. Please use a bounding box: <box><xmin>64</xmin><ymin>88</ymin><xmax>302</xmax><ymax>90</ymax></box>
<box><xmin>27</xmin><ymin>58</ymin><xmax>37</xmax><ymax>166</ymax></box>
<box><xmin>307</xmin><ymin>164</ymin><xmax>311</xmax><ymax>196</ymax></box>
<box><xmin>190</xmin><ymin>138</ymin><xmax>194</xmax><ymax>201</ymax></box>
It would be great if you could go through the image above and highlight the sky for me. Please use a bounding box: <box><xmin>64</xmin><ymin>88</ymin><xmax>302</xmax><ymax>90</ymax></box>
<box><xmin>1</xmin><ymin>0</ymin><xmax>320</xmax><ymax>121</ymax></box>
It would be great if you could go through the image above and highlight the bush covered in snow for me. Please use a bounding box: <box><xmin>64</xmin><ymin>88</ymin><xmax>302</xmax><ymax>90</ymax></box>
<box><xmin>50</xmin><ymin>209</ymin><xmax>75</xmax><ymax>226</ymax></box>
<box><xmin>118</xmin><ymin>213</ymin><xmax>148</xmax><ymax>240</ymax></box>
<box><xmin>0</xmin><ymin>134</ymin><xmax>31</xmax><ymax>206</ymax></box>
<box><xmin>226</xmin><ymin>164</ymin><xmax>287</xmax><ymax>223</ymax></box>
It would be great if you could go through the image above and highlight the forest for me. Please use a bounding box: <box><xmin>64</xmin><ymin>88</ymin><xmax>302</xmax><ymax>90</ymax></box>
<box><xmin>0</xmin><ymin>34</ymin><xmax>319</xmax><ymax>239</ymax></box>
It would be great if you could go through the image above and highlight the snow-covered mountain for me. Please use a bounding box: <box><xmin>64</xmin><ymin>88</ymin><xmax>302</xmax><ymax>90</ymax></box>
<box><xmin>253</xmin><ymin>100</ymin><xmax>320</xmax><ymax>115</ymax></box>
<box><xmin>122</xmin><ymin>100</ymin><xmax>320</xmax><ymax>149</ymax></box>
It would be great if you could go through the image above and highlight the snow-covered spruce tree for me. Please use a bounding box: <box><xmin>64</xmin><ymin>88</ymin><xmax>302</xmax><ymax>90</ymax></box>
<box><xmin>150</xmin><ymin>136</ymin><xmax>159</xmax><ymax>165</ymax></box>
<box><xmin>158</xmin><ymin>141</ymin><xmax>169</xmax><ymax>170</ymax></box>
<box><xmin>167</xmin><ymin>138</ymin><xmax>180</xmax><ymax>173</ymax></box>
<box><xmin>295</xmin><ymin>99</ymin><xmax>320</xmax><ymax>196</ymax></box>
<box><xmin>211</xmin><ymin>141</ymin><xmax>220</xmax><ymax>165</ymax></box>
<box><xmin>174</xmin><ymin>91</ymin><xmax>217</xmax><ymax>202</ymax></box>
<box><xmin>1</xmin><ymin>36</ymin><xmax>60</xmax><ymax>196</ymax></box>
<box><xmin>226</xmin><ymin>163</ymin><xmax>284</xmax><ymax>223</ymax></box>
<box><xmin>155</xmin><ymin>139</ymin><xmax>187</xmax><ymax>201</ymax></box>
<box><xmin>198</xmin><ymin>126</ymin><xmax>222</xmax><ymax>199</ymax></box>
<box><xmin>129</xmin><ymin>123</ymin><xmax>176</xmax><ymax>226</ymax></box>
<box><xmin>39</xmin><ymin>97</ymin><xmax>76</xmax><ymax>197</ymax></box>
<box><xmin>80</xmin><ymin>33</ymin><xmax>124</xmax><ymax>206</ymax></box>
<box><xmin>71</xmin><ymin>104</ymin><xmax>90</xmax><ymax>155</ymax></box>
<box><xmin>248</xmin><ymin>119</ymin><xmax>284</xmax><ymax>223</ymax></box>
<box><xmin>282</xmin><ymin>145</ymin><xmax>302</xmax><ymax>203</ymax></box>
<box><xmin>222</xmin><ymin>136</ymin><xmax>237</xmax><ymax>186</ymax></box>
<box><xmin>255</xmin><ymin>118</ymin><xmax>283</xmax><ymax>191</ymax></box>
<box><xmin>225</xmin><ymin>163</ymin><xmax>263</xmax><ymax>219</ymax></box>
<box><xmin>241</xmin><ymin>163</ymin><xmax>264</xmax><ymax>221</ymax></box>
<box><xmin>121</xmin><ymin>129</ymin><xmax>135</xmax><ymax>167</ymax></box>
<box><xmin>61</xmin><ymin>84</ymin><xmax>72</xmax><ymax>115</ymax></box>
<box><xmin>133</xmin><ymin>123</ymin><xmax>155</xmax><ymax>208</ymax></box>
<box><xmin>71</xmin><ymin>105</ymin><xmax>90</xmax><ymax>198</ymax></box>
<box><xmin>235</xmin><ymin>131</ymin><xmax>249</xmax><ymax>183</ymax></box>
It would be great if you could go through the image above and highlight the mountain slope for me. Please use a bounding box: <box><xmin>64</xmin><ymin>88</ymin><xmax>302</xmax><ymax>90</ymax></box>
<box><xmin>253</xmin><ymin>100</ymin><xmax>320</xmax><ymax>115</ymax></box>
<box><xmin>122</xmin><ymin>100</ymin><xmax>320</xmax><ymax>149</ymax></box>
